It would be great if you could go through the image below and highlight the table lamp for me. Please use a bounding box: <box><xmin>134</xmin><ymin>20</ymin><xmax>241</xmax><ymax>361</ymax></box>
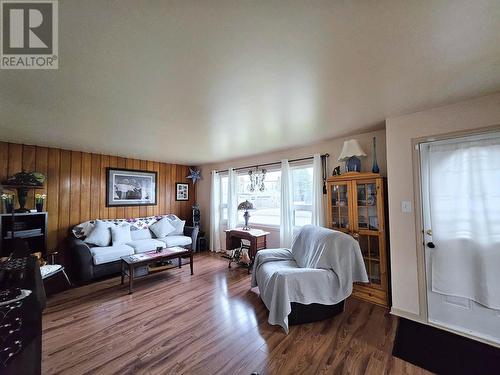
<box><xmin>338</xmin><ymin>139</ymin><xmax>366</xmax><ymax>172</ymax></box>
<box><xmin>238</xmin><ymin>200</ymin><xmax>254</xmax><ymax>230</ymax></box>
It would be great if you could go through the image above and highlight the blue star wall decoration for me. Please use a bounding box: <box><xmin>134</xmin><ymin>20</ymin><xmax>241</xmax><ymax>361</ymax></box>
<box><xmin>186</xmin><ymin>168</ymin><xmax>202</xmax><ymax>184</ymax></box>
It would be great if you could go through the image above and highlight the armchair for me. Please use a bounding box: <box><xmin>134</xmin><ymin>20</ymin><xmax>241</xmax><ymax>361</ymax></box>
<box><xmin>251</xmin><ymin>225</ymin><xmax>368</xmax><ymax>333</ymax></box>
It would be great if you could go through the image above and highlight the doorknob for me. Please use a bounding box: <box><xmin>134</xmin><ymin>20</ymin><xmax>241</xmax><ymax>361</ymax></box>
<box><xmin>426</xmin><ymin>242</ymin><xmax>435</xmax><ymax>248</ymax></box>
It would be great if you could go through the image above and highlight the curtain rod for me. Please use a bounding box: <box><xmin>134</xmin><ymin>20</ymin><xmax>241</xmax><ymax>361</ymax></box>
<box><xmin>216</xmin><ymin>154</ymin><xmax>329</xmax><ymax>174</ymax></box>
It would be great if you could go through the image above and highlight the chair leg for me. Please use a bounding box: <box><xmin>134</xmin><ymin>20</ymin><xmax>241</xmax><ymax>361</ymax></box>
<box><xmin>61</xmin><ymin>269</ymin><xmax>72</xmax><ymax>286</ymax></box>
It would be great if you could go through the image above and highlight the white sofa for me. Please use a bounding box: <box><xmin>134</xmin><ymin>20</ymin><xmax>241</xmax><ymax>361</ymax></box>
<box><xmin>67</xmin><ymin>214</ymin><xmax>198</xmax><ymax>282</ymax></box>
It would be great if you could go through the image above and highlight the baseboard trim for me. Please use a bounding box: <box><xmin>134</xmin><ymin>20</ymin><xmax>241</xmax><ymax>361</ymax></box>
<box><xmin>390</xmin><ymin>307</ymin><xmax>424</xmax><ymax>323</ymax></box>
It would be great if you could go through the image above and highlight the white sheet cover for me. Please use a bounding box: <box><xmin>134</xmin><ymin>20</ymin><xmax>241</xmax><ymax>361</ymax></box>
<box><xmin>251</xmin><ymin>225</ymin><xmax>368</xmax><ymax>333</ymax></box>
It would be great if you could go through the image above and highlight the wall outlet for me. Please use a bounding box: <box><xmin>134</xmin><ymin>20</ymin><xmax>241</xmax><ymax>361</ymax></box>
<box><xmin>401</xmin><ymin>201</ymin><xmax>412</xmax><ymax>213</ymax></box>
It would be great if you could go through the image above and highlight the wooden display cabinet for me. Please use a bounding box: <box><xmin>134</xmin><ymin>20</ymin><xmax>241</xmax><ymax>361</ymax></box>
<box><xmin>326</xmin><ymin>173</ymin><xmax>390</xmax><ymax>307</ymax></box>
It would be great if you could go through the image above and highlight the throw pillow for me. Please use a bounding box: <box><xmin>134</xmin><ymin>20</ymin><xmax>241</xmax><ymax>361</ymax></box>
<box><xmin>130</xmin><ymin>228</ymin><xmax>153</xmax><ymax>241</ymax></box>
<box><xmin>111</xmin><ymin>224</ymin><xmax>132</xmax><ymax>245</ymax></box>
<box><xmin>84</xmin><ymin>221</ymin><xmax>111</xmax><ymax>247</ymax></box>
<box><xmin>149</xmin><ymin>218</ymin><xmax>176</xmax><ymax>238</ymax></box>
<box><xmin>168</xmin><ymin>218</ymin><xmax>185</xmax><ymax>236</ymax></box>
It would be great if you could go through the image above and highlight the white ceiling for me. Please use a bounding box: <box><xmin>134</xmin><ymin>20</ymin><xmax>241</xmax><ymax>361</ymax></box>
<box><xmin>1</xmin><ymin>0</ymin><xmax>499</xmax><ymax>164</ymax></box>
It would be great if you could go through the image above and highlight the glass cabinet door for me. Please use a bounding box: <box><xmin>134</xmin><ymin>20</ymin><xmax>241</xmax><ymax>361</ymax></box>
<box><xmin>356</xmin><ymin>182</ymin><xmax>379</xmax><ymax>231</ymax></box>
<box><xmin>329</xmin><ymin>182</ymin><xmax>350</xmax><ymax>232</ymax></box>
<box><xmin>357</xmin><ymin>234</ymin><xmax>381</xmax><ymax>285</ymax></box>
<box><xmin>355</xmin><ymin>180</ymin><xmax>383</xmax><ymax>287</ymax></box>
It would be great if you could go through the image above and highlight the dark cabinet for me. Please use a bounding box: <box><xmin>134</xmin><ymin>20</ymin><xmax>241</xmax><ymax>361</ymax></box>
<box><xmin>0</xmin><ymin>212</ymin><xmax>48</xmax><ymax>258</ymax></box>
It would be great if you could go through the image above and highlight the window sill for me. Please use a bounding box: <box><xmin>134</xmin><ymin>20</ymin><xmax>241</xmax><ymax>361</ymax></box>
<box><xmin>247</xmin><ymin>224</ymin><xmax>280</xmax><ymax>232</ymax></box>
<box><xmin>221</xmin><ymin>222</ymin><xmax>280</xmax><ymax>231</ymax></box>
<box><xmin>221</xmin><ymin>222</ymin><xmax>311</xmax><ymax>230</ymax></box>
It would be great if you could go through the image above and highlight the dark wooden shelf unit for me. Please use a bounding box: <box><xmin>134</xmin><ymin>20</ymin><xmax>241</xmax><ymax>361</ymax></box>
<box><xmin>0</xmin><ymin>212</ymin><xmax>48</xmax><ymax>258</ymax></box>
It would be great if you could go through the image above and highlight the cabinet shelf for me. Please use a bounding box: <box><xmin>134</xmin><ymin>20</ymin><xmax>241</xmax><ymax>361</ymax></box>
<box><xmin>4</xmin><ymin>234</ymin><xmax>45</xmax><ymax>240</ymax></box>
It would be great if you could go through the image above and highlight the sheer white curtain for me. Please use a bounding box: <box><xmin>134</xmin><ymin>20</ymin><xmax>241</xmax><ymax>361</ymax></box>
<box><xmin>280</xmin><ymin>159</ymin><xmax>293</xmax><ymax>248</ymax></box>
<box><xmin>312</xmin><ymin>153</ymin><xmax>325</xmax><ymax>226</ymax></box>
<box><xmin>209</xmin><ymin>171</ymin><xmax>221</xmax><ymax>252</ymax></box>
<box><xmin>227</xmin><ymin>168</ymin><xmax>238</xmax><ymax>229</ymax></box>
<box><xmin>427</xmin><ymin>136</ymin><xmax>500</xmax><ymax>309</ymax></box>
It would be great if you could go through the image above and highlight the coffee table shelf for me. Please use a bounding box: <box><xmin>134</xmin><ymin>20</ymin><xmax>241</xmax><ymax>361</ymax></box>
<box><xmin>120</xmin><ymin>247</ymin><xmax>193</xmax><ymax>294</ymax></box>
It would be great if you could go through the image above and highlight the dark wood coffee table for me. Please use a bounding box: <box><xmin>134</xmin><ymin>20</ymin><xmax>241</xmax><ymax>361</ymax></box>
<box><xmin>120</xmin><ymin>247</ymin><xmax>193</xmax><ymax>294</ymax></box>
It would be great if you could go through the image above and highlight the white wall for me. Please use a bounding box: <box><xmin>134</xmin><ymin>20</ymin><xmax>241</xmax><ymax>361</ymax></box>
<box><xmin>386</xmin><ymin>92</ymin><xmax>500</xmax><ymax>318</ymax></box>
<box><xmin>196</xmin><ymin>129</ymin><xmax>387</xmax><ymax>248</ymax></box>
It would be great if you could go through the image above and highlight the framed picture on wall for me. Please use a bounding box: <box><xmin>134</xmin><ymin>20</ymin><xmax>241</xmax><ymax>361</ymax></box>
<box><xmin>106</xmin><ymin>168</ymin><xmax>157</xmax><ymax>207</ymax></box>
<box><xmin>175</xmin><ymin>183</ymin><xmax>189</xmax><ymax>201</ymax></box>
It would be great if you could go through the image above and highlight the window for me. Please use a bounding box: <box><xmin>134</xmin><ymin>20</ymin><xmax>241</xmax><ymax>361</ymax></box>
<box><xmin>237</xmin><ymin>170</ymin><xmax>281</xmax><ymax>226</ymax></box>
<box><xmin>219</xmin><ymin>165</ymin><xmax>314</xmax><ymax>227</ymax></box>
<box><xmin>291</xmin><ymin>166</ymin><xmax>313</xmax><ymax>226</ymax></box>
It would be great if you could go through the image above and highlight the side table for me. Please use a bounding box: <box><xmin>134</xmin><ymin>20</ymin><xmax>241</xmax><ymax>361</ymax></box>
<box><xmin>225</xmin><ymin>228</ymin><xmax>270</xmax><ymax>271</ymax></box>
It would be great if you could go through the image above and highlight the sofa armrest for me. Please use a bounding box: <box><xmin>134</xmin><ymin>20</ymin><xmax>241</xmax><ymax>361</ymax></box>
<box><xmin>184</xmin><ymin>226</ymin><xmax>199</xmax><ymax>252</ymax></box>
<box><xmin>66</xmin><ymin>237</ymin><xmax>94</xmax><ymax>283</ymax></box>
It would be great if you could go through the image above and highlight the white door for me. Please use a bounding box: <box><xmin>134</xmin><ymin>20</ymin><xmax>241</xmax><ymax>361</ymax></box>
<box><xmin>420</xmin><ymin>132</ymin><xmax>500</xmax><ymax>346</ymax></box>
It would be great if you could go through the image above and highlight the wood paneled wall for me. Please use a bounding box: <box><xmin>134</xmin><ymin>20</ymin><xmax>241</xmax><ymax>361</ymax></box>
<box><xmin>0</xmin><ymin>142</ymin><xmax>195</xmax><ymax>254</ymax></box>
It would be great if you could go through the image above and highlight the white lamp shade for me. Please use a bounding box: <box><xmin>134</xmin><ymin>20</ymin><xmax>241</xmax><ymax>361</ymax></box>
<box><xmin>338</xmin><ymin>139</ymin><xmax>367</xmax><ymax>161</ymax></box>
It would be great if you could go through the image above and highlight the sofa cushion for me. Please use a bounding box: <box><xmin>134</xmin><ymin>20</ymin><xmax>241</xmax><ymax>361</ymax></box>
<box><xmin>167</xmin><ymin>217</ymin><xmax>185</xmax><ymax>236</ymax></box>
<box><xmin>111</xmin><ymin>223</ymin><xmax>132</xmax><ymax>245</ymax></box>
<box><xmin>157</xmin><ymin>235</ymin><xmax>192</xmax><ymax>248</ymax></box>
<box><xmin>130</xmin><ymin>228</ymin><xmax>153</xmax><ymax>241</ymax></box>
<box><xmin>72</xmin><ymin>220</ymin><xmax>95</xmax><ymax>239</ymax></box>
<box><xmin>84</xmin><ymin>221</ymin><xmax>112</xmax><ymax>247</ymax></box>
<box><xmin>90</xmin><ymin>244</ymin><xmax>134</xmax><ymax>265</ymax></box>
<box><xmin>149</xmin><ymin>218</ymin><xmax>176</xmax><ymax>238</ymax></box>
<box><xmin>126</xmin><ymin>239</ymin><xmax>166</xmax><ymax>254</ymax></box>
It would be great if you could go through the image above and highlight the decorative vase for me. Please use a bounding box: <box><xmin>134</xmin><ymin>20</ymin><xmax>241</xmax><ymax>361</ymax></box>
<box><xmin>371</xmin><ymin>137</ymin><xmax>380</xmax><ymax>174</ymax></box>
<box><xmin>15</xmin><ymin>188</ymin><xmax>30</xmax><ymax>213</ymax></box>
<box><xmin>36</xmin><ymin>201</ymin><xmax>44</xmax><ymax>212</ymax></box>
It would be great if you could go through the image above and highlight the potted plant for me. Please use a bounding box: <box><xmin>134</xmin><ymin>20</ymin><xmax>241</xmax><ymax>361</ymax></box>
<box><xmin>35</xmin><ymin>193</ymin><xmax>46</xmax><ymax>212</ymax></box>
<box><xmin>1</xmin><ymin>194</ymin><xmax>14</xmax><ymax>213</ymax></box>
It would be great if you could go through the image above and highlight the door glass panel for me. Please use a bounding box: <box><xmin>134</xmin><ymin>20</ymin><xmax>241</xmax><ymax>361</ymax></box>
<box><xmin>339</xmin><ymin>206</ymin><xmax>349</xmax><ymax>229</ymax></box>
<box><xmin>369</xmin><ymin>236</ymin><xmax>379</xmax><ymax>260</ymax></box>
<box><xmin>358</xmin><ymin>207</ymin><xmax>368</xmax><ymax>229</ymax></box>
<box><xmin>359</xmin><ymin>234</ymin><xmax>369</xmax><ymax>257</ymax></box>
<box><xmin>367</xmin><ymin>183</ymin><xmax>377</xmax><ymax>206</ymax></box>
<box><xmin>357</xmin><ymin>184</ymin><xmax>366</xmax><ymax>205</ymax></box>
<box><xmin>332</xmin><ymin>206</ymin><xmax>340</xmax><ymax>228</ymax></box>
<box><xmin>358</xmin><ymin>234</ymin><xmax>381</xmax><ymax>285</ymax></box>
<box><xmin>357</xmin><ymin>182</ymin><xmax>379</xmax><ymax>231</ymax></box>
<box><xmin>421</xmin><ymin>135</ymin><xmax>500</xmax><ymax>345</ymax></box>
<box><xmin>330</xmin><ymin>184</ymin><xmax>349</xmax><ymax>230</ymax></box>
<box><xmin>370</xmin><ymin>260</ymin><xmax>381</xmax><ymax>284</ymax></box>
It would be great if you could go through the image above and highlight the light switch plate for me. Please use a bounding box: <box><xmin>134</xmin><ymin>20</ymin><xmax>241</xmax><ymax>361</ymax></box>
<box><xmin>401</xmin><ymin>201</ymin><xmax>412</xmax><ymax>213</ymax></box>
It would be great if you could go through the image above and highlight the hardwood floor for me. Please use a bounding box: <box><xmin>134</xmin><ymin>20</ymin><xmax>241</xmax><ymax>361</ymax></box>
<box><xmin>42</xmin><ymin>254</ymin><xmax>431</xmax><ymax>375</ymax></box>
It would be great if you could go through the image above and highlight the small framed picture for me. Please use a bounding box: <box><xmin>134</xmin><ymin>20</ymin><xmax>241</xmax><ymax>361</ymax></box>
<box><xmin>176</xmin><ymin>183</ymin><xmax>189</xmax><ymax>201</ymax></box>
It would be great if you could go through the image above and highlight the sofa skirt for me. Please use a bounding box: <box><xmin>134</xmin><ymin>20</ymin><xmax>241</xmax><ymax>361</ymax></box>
<box><xmin>288</xmin><ymin>300</ymin><xmax>345</xmax><ymax>326</ymax></box>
